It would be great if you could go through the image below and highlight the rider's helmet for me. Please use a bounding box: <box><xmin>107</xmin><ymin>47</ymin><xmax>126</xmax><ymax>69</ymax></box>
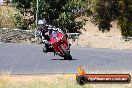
<box><xmin>38</xmin><ymin>18</ymin><xmax>48</xmax><ymax>31</ymax></box>
<box><xmin>38</xmin><ymin>18</ymin><xmax>47</xmax><ymax>25</ymax></box>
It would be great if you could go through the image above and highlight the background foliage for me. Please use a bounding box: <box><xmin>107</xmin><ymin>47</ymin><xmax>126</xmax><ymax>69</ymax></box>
<box><xmin>91</xmin><ymin>0</ymin><xmax>132</xmax><ymax>36</ymax></box>
<box><xmin>12</xmin><ymin>0</ymin><xmax>132</xmax><ymax>36</ymax></box>
<box><xmin>12</xmin><ymin>0</ymin><xmax>89</xmax><ymax>32</ymax></box>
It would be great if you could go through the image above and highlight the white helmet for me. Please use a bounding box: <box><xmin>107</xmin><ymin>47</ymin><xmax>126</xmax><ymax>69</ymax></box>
<box><xmin>38</xmin><ymin>19</ymin><xmax>47</xmax><ymax>25</ymax></box>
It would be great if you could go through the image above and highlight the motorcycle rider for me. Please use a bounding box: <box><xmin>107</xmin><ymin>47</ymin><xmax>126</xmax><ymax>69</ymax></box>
<box><xmin>37</xmin><ymin>18</ymin><xmax>65</xmax><ymax>53</ymax></box>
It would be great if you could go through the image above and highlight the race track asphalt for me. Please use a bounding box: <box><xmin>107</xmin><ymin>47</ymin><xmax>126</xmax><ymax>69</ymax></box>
<box><xmin>0</xmin><ymin>43</ymin><xmax>132</xmax><ymax>74</ymax></box>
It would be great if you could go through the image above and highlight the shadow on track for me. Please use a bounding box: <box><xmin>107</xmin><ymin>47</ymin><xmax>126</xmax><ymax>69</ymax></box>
<box><xmin>51</xmin><ymin>58</ymin><xmax>77</xmax><ymax>61</ymax></box>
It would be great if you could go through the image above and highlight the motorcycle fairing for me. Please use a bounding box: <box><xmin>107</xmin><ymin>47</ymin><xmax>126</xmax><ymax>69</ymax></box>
<box><xmin>50</xmin><ymin>31</ymin><xmax>70</xmax><ymax>56</ymax></box>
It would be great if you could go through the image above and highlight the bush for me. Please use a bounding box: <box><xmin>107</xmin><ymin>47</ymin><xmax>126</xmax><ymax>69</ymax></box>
<box><xmin>91</xmin><ymin>0</ymin><xmax>120</xmax><ymax>32</ymax></box>
<box><xmin>14</xmin><ymin>13</ymin><xmax>29</xmax><ymax>30</ymax></box>
<box><xmin>0</xmin><ymin>6</ymin><xmax>15</xmax><ymax>28</ymax></box>
<box><xmin>118</xmin><ymin>0</ymin><xmax>132</xmax><ymax>37</ymax></box>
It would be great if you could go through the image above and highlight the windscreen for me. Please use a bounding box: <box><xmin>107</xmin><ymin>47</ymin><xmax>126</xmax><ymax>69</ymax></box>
<box><xmin>51</xmin><ymin>30</ymin><xmax>58</xmax><ymax>40</ymax></box>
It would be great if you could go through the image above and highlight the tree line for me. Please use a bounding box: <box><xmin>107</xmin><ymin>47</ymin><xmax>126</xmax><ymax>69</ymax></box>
<box><xmin>12</xmin><ymin>0</ymin><xmax>132</xmax><ymax>36</ymax></box>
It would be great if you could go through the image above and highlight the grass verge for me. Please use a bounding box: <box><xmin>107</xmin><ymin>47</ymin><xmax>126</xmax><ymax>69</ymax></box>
<box><xmin>0</xmin><ymin>74</ymin><xmax>132</xmax><ymax>88</ymax></box>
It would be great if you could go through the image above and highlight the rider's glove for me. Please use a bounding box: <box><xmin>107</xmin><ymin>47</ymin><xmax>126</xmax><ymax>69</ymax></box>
<box><xmin>43</xmin><ymin>40</ymin><xmax>50</xmax><ymax>45</ymax></box>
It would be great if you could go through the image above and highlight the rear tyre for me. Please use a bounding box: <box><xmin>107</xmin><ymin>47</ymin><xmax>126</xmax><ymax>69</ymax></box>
<box><xmin>61</xmin><ymin>45</ymin><xmax>72</xmax><ymax>60</ymax></box>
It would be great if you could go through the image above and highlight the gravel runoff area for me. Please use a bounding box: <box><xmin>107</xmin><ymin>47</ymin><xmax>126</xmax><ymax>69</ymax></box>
<box><xmin>0</xmin><ymin>28</ymin><xmax>40</xmax><ymax>44</ymax></box>
<box><xmin>0</xmin><ymin>28</ymin><xmax>77</xmax><ymax>45</ymax></box>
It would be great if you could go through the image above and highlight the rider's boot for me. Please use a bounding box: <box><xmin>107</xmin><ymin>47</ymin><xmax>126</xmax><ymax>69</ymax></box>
<box><xmin>43</xmin><ymin>40</ymin><xmax>50</xmax><ymax>53</ymax></box>
<box><xmin>43</xmin><ymin>45</ymin><xmax>48</xmax><ymax>53</ymax></box>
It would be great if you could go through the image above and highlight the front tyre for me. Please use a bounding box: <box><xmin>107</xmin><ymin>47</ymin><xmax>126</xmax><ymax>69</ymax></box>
<box><xmin>64</xmin><ymin>55</ymin><xmax>72</xmax><ymax>60</ymax></box>
<box><xmin>61</xmin><ymin>45</ymin><xmax>72</xmax><ymax>60</ymax></box>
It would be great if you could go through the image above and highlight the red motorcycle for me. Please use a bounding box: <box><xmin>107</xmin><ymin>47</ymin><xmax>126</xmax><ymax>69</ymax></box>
<box><xmin>49</xmin><ymin>29</ymin><xmax>72</xmax><ymax>60</ymax></box>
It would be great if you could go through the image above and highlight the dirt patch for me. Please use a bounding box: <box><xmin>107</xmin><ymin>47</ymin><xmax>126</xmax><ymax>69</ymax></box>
<box><xmin>71</xmin><ymin>18</ymin><xmax>132</xmax><ymax>49</ymax></box>
<box><xmin>0</xmin><ymin>6</ymin><xmax>16</xmax><ymax>28</ymax></box>
<box><xmin>0</xmin><ymin>28</ymin><xmax>38</xmax><ymax>44</ymax></box>
<box><xmin>0</xmin><ymin>74</ymin><xmax>75</xmax><ymax>83</ymax></box>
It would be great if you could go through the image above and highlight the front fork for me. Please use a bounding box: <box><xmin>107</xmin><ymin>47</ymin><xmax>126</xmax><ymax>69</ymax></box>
<box><xmin>53</xmin><ymin>39</ymin><xmax>71</xmax><ymax>56</ymax></box>
<box><xmin>54</xmin><ymin>51</ymin><xmax>57</xmax><ymax>56</ymax></box>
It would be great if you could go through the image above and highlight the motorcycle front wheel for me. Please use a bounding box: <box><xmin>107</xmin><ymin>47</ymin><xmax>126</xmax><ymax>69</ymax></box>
<box><xmin>60</xmin><ymin>45</ymin><xmax>72</xmax><ymax>60</ymax></box>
